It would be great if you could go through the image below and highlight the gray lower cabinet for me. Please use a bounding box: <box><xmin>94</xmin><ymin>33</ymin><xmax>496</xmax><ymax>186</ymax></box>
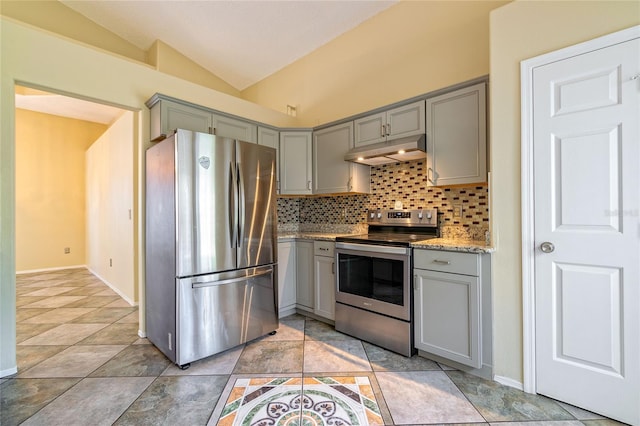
<box><xmin>277</xmin><ymin>241</ymin><xmax>297</xmax><ymax>317</ymax></box>
<box><xmin>313</xmin><ymin>241</ymin><xmax>335</xmax><ymax>320</ymax></box>
<box><xmin>295</xmin><ymin>240</ymin><xmax>314</xmax><ymax>312</ymax></box>
<box><xmin>414</xmin><ymin>249</ymin><xmax>491</xmax><ymax>371</ymax></box>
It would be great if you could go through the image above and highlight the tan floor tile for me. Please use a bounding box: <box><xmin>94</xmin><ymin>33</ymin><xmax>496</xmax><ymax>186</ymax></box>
<box><xmin>22</xmin><ymin>308</ymin><xmax>97</xmax><ymax>324</ymax></box>
<box><xmin>21</xmin><ymin>287</ymin><xmax>76</xmax><ymax>297</ymax></box>
<box><xmin>21</xmin><ymin>296</ymin><xmax>86</xmax><ymax>309</ymax></box>
<box><xmin>19</xmin><ymin>323</ymin><xmax>109</xmax><ymax>346</ymax></box>
<box><xmin>19</xmin><ymin>345</ymin><xmax>126</xmax><ymax>378</ymax></box>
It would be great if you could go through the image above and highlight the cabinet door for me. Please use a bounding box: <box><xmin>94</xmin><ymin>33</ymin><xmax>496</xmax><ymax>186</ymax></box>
<box><xmin>277</xmin><ymin>241</ymin><xmax>297</xmax><ymax>315</ymax></box>
<box><xmin>213</xmin><ymin>114</ymin><xmax>257</xmax><ymax>143</ymax></box>
<box><xmin>354</xmin><ymin>112</ymin><xmax>386</xmax><ymax>146</ymax></box>
<box><xmin>414</xmin><ymin>268</ymin><xmax>481</xmax><ymax>368</ymax></box>
<box><xmin>314</xmin><ymin>255</ymin><xmax>335</xmax><ymax>320</ymax></box>
<box><xmin>280</xmin><ymin>131</ymin><xmax>312</xmax><ymax>195</ymax></box>
<box><xmin>155</xmin><ymin>100</ymin><xmax>212</xmax><ymax>140</ymax></box>
<box><xmin>387</xmin><ymin>100</ymin><xmax>425</xmax><ymax>139</ymax></box>
<box><xmin>313</xmin><ymin>122</ymin><xmax>369</xmax><ymax>194</ymax></box>
<box><xmin>295</xmin><ymin>241</ymin><xmax>314</xmax><ymax>311</ymax></box>
<box><xmin>426</xmin><ymin>83</ymin><xmax>487</xmax><ymax>186</ymax></box>
<box><xmin>258</xmin><ymin>127</ymin><xmax>280</xmax><ymax>193</ymax></box>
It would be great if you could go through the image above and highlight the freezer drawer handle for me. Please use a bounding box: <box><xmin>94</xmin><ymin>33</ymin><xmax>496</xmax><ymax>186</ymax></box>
<box><xmin>191</xmin><ymin>268</ymin><xmax>273</xmax><ymax>289</ymax></box>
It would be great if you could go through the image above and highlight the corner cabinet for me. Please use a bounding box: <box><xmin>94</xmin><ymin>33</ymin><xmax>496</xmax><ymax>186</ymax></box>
<box><xmin>147</xmin><ymin>95</ymin><xmax>257</xmax><ymax>143</ymax></box>
<box><xmin>414</xmin><ymin>249</ymin><xmax>491</xmax><ymax>372</ymax></box>
<box><xmin>425</xmin><ymin>83</ymin><xmax>487</xmax><ymax>186</ymax></box>
<box><xmin>279</xmin><ymin>131</ymin><xmax>313</xmax><ymax>195</ymax></box>
<box><xmin>354</xmin><ymin>100</ymin><xmax>425</xmax><ymax>147</ymax></box>
<box><xmin>313</xmin><ymin>122</ymin><xmax>370</xmax><ymax>195</ymax></box>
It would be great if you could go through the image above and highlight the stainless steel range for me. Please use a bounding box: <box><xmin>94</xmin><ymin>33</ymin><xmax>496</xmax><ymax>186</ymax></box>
<box><xmin>335</xmin><ymin>209</ymin><xmax>438</xmax><ymax>357</ymax></box>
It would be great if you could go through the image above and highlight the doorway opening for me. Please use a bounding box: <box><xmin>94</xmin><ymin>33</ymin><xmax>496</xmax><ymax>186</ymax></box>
<box><xmin>14</xmin><ymin>84</ymin><xmax>139</xmax><ymax>370</ymax></box>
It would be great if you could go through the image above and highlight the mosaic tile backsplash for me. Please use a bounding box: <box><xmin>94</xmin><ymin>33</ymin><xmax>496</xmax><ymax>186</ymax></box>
<box><xmin>277</xmin><ymin>160</ymin><xmax>489</xmax><ymax>240</ymax></box>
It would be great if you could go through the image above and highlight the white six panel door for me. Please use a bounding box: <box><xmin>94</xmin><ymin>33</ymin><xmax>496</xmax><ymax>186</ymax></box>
<box><xmin>533</xmin><ymin>37</ymin><xmax>639</xmax><ymax>424</ymax></box>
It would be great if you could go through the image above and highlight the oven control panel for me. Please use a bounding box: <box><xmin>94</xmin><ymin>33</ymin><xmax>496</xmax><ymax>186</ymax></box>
<box><xmin>367</xmin><ymin>208</ymin><xmax>438</xmax><ymax>226</ymax></box>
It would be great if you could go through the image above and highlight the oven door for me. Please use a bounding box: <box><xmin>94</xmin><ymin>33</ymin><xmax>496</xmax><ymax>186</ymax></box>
<box><xmin>335</xmin><ymin>242</ymin><xmax>411</xmax><ymax>321</ymax></box>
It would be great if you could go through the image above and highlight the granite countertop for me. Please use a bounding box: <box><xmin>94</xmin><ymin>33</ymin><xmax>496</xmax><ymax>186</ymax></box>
<box><xmin>411</xmin><ymin>237</ymin><xmax>495</xmax><ymax>253</ymax></box>
<box><xmin>277</xmin><ymin>232</ymin><xmax>355</xmax><ymax>241</ymax></box>
<box><xmin>277</xmin><ymin>232</ymin><xmax>494</xmax><ymax>253</ymax></box>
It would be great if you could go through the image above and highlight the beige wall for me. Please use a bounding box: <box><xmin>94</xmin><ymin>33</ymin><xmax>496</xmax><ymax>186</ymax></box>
<box><xmin>86</xmin><ymin>111</ymin><xmax>136</xmax><ymax>303</ymax></box>
<box><xmin>242</xmin><ymin>1</ymin><xmax>507</xmax><ymax>127</ymax></box>
<box><xmin>15</xmin><ymin>108</ymin><xmax>107</xmax><ymax>272</ymax></box>
<box><xmin>0</xmin><ymin>0</ymin><xmax>146</xmax><ymax>62</ymax></box>
<box><xmin>489</xmin><ymin>1</ymin><xmax>639</xmax><ymax>384</ymax></box>
<box><xmin>0</xmin><ymin>17</ymin><xmax>295</xmax><ymax>376</ymax></box>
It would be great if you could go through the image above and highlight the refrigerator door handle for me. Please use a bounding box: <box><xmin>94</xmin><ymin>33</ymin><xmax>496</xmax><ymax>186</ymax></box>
<box><xmin>237</xmin><ymin>161</ymin><xmax>246</xmax><ymax>249</ymax></box>
<box><xmin>191</xmin><ymin>267</ymin><xmax>273</xmax><ymax>288</ymax></box>
<box><xmin>229</xmin><ymin>161</ymin><xmax>237</xmax><ymax>248</ymax></box>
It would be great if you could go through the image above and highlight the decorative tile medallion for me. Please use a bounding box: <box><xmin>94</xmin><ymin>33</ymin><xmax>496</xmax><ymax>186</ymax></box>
<box><xmin>216</xmin><ymin>376</ymin><xmax>383</xmax><ymax>426</ymax></box>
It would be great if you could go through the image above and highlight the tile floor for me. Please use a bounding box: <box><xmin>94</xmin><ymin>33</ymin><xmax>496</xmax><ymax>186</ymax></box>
<box><xmin>1</xmin><ymin>268</ymin><xmax>624</xmax><ymax>425</ymax></box>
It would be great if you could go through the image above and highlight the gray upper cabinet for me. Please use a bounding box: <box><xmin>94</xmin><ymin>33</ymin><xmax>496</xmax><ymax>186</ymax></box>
<box><xmin>313</xmin><ymin>122</ymin><xmax>370</xmax><ymax>195</ymax></box>
<box><xmin>426</xmin><ymin>83</ymin><xmax>487</xmax><ymax>186</ymax></box>
<box><xmin>354</xmin><ymin>100</ymin><xmax>425</xmax><ymax>147</ymax></box>
<box><xmin>150</xmin><ymin>99</ymin><xmax>211</xmax><ymax>141</ymax></box>
<box><xmin>213</xmin><ymin>114</ymin><xmax>257</xmax><ymax>143</ymax></box>
<box><xmin>258</xmin><ymin>127</ymin><xmax>280</xmax><ymax>192</ymax></box>
<box><xmin>147</xmin><ymin>95</ymin><xmax>257</xmax><ymax>143</ymax></box>
<box><xmin>279</xmin><ymin>131</ymin><xmax>312</xmax><ymax>195</ymax></box>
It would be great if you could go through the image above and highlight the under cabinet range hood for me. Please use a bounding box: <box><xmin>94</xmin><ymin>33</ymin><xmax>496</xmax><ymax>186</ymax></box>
<box><xmin>344</xmin><ymin>134</ymin><xmax>427</xmax><ymax>166</ymax></box>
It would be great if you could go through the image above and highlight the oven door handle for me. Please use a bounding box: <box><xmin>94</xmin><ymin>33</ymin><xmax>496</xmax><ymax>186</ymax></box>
<box><xmin>335</xmin><ymin>242</ymin><xmax>410</xmax><ymax>255</ymax></box>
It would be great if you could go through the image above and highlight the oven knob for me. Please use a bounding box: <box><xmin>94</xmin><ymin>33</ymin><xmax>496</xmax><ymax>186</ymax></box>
<box><xmin>418</xmin><ymin>210</ymin><xmax>423</xmax><ymax>220</ymax></box>
<box><xmin>377</xmin><ymin>212</ymin><xmax>382</xmax><ymax>219</ymax></box>
<box><xmin>370</xmin><ymin>212</ymin><xmax>375</xmax><ymax>219</ymax></box>
<box><xmin>426</xmin><ymin>211</ymin><xmax>433</xmax><ymax>220</ymax></box>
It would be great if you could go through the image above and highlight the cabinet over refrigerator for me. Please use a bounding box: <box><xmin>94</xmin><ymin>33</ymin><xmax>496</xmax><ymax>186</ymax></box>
<box><xmin>145</xmin><ymin>129</ymin><xmax>278</xmax><ymax>368</ymax></box>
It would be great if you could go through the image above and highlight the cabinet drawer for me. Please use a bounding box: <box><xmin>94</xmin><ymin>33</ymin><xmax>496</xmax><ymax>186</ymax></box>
<box><xmin>414</xmin><ymin>249</ymin><xmax>479</xmax><ymax>276</ymax></box>
<box><xmin>314</xmin><ymin>240</ymin><xmax>335</xmax><ymax>257</ymax></box>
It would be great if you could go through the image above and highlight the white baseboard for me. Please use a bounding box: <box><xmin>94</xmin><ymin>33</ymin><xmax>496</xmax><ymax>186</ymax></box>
<box><xmin>86</xmin><ymin>267</ymin><xmax>137</xmax><ymax>307</ymax></box>
<box><xmin>16</xmin><ymin>264</ymin><xmax>87</xmax><ymax>274</ymax></box>
<box><xmin>493</xmin><ymin>374</ymin><xmax>524</xmax><ymax>391</ymax></box>
<box><xmin>0</xmin><ymin>366</ymin><xmax>18</xmax><ymax>378</ymax></box>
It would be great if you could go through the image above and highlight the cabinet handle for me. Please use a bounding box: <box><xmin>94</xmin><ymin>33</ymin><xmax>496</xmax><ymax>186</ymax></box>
<box><xmin>347</xmin><ymin>176</ymin><xmax>353</xmax><ymax>191</ymax></box>
<box><xmin>380</xmin><ymin>124</ymin><xmax>386</xmax><ymax>137</ymax></box>
<box><xmin>332</xmin><ymin>262</ymin><xmax>335</xmax><ymax>274</ymax></box>
<box><xmin>386</xmin><ymin>123</ymin><xmax>390</xmax><ymax>136</ymax></box>
<box><xmin>307</xmin><ymin>180</ymin><xmax>311</xmax><ymax>190</ymax></box>
<box><xmin>427</xmin><ymin>167</ymin><xmax>435</xmax><ymax>184</ymax></box>
<box><xmin>433</xmin><ymin>259</ymin><xmax>451</xmax><ymax>265</ymax></box>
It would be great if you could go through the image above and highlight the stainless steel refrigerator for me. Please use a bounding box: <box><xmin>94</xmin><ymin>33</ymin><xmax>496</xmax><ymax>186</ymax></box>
<box><xmin>145</xmin><ymin>129</ymin><xmax>278</xmax><ymax>367</ymax></box>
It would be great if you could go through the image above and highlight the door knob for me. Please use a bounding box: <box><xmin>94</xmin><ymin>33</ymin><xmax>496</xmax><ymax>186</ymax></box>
<box><xmin>540</xmin><ymin>242</ymin><xmax>555</xmax><ymax>253</ymax></box>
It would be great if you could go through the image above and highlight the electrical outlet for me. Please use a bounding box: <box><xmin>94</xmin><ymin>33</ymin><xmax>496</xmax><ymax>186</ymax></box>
<box><xmin>453</xmin><ymin>204</ymin><xmax>463</xmax><ymax>217</ymax></box>
<box><xmin>64</xmin><ymin>247</ymin><xmax>70</xmax><ymax>254</ymax></box>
